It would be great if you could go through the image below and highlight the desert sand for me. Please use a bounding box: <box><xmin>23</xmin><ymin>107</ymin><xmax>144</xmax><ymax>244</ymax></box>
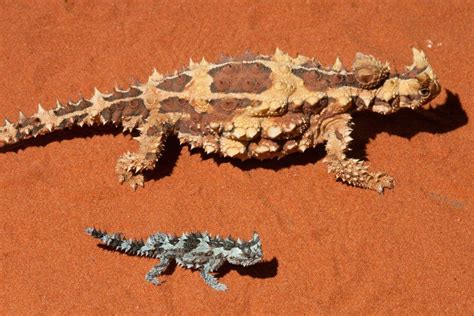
<box><xmin>1</xmin><ymin>1</ymin><xmax>472</xmax><ymax>314</ymax></box>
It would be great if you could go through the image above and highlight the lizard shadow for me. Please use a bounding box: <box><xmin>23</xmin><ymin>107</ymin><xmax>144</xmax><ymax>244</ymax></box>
<box><xmin>188</xmin><ymin>89</ymin><xmax>467</xmax><ymax>174</ymax></box>
<box><xmin>214</xmin><ymin>256</ymin><xmax>278</xmax><ymax>280</ymax></box>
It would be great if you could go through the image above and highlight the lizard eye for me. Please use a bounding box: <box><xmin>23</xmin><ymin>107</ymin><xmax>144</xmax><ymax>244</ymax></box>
<box><xmin>419</xmin><ymin>88</ymin><xmax>430</xmax><ymax>97</ymax></box>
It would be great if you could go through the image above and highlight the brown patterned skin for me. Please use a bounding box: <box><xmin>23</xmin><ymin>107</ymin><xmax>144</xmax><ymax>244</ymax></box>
<box><xmin>0</xmin><ymin>48</ymin><xmax>441</xmax><ymax>192</ymax></box>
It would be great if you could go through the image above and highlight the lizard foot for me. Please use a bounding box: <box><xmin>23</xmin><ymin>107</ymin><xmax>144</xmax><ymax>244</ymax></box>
<box><xmin>115</xmin><ymin>152</ymin><xmax>150</xmax><ymax>190</ymax></box>
<box><xmin>368</xmin><ymin>172</ymin><xmax>394</xmax><ymax>194</ymax></box>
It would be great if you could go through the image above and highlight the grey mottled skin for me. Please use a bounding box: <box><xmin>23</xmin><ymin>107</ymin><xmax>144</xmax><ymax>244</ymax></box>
<box><xmin>85</xmin><ymin>227</ymin><xmax>262</xmax><ymax>291</ymax></box>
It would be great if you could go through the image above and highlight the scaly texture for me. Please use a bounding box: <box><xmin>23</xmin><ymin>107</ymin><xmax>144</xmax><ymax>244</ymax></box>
<box><xmin>0</xmin><ymin>48</ymin><xmax>441</xmax><ymax>192</ymax></box>
<box><xmin>85</xmin><ymin>227</ymin><xmax>262</xmax><ymax>291</ymax></box>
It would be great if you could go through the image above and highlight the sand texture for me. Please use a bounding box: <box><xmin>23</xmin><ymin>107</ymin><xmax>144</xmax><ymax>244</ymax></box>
<box><xmin>1</xmin><ymin>1</ymin><xmax>473</xmax><ymax>314</ymax></box>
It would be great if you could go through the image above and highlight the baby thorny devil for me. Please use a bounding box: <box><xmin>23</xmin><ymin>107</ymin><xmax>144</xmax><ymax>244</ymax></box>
<box><xmin>0</xmin><ymin>48</ymin><xmax>440</xmax><ymax>192</ymax></box>
<box><xmin>86</xmin><ymin>227</ymin><xmax>262</xmax><ymax>291</ymax></box>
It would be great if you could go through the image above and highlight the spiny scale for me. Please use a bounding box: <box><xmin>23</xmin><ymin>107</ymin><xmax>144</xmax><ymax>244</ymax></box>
<box><xmin>0</xmin><ymin>48</ymin><xmax>441</xmax><ymax>192</ymax></box>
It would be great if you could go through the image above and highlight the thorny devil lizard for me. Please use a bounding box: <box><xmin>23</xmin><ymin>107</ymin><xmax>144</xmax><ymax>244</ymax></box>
<box><xmin>0</xmin><ymin>48</ymin><xmax>440</xmax><ymax>192</ymax></box>
<box><xmin>85</xmin><ymin>227</ymin><xmax>262</xmax><ymax>291</ymax></box>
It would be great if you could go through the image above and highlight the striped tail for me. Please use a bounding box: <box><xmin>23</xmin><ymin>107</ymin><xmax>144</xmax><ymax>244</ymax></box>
<box><xmin>85</xmin><ymin>227</ymin><xmax>155</xmax><ymax>257</ymax></box>
<box><xmin>0</xmin><ymin>85</ymin><xmax>149</xmax><ymax>148</ymax></box>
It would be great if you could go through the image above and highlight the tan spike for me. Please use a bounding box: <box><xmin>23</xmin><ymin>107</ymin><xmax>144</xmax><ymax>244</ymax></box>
<box><xmin>188</xmin><ymin>58</ymin><xmax>198</xmax><ymax>69</ymax></box>
<box><xmin>412</xmin><ymin>47</ymin><xmax>428</xmax><ymax>69</ymax></box>
<box><xmin>274</xmin><ymin>48</ymin><xmax>284</xmax><ymax>56</ymax></box>
<box><xmin>19</xmin><ymin>111</ymin><xmax>26</xmax><ymax>121</ymax></box>
<box><xmin>4</xmin><ymin>118</ymin><xmax>13</xmax><ymax>126</ymax></box>
<box><xmin>199</xmin><ymin>57</ymin><xmax>208</xmax><ymax>66</ymax></box>
<box><xmin>294</xmin><ymin>54</ymin><xmax>309</xmax><ymax>65</ymax></box>
<box><xmin>37</xmin><ymin>104</ymin><xmax>47</xmax><ymax>114</ymax></box>
<box><xmin>332</xmin><ymin>57</ymin><xmax>343</xmax><ymax>72</ymax></box>
<box><xmin>148</xmin><ymin>68</ymin><xmax>163</xmax><ymax>82</ymax></box>
<box><xmin>361</xmin><ymin>95</ymin><xmax>372</xmax><ymax>107</ymax></box>
<box><xmin>93</xmin><ymin>87</ymin><xmax>102</xmax><ymax>96</ymax></box>
<box><xmin>55</xmin><ymin>99</ymin><xmax>63</xmax><ymax>110</ymax></box>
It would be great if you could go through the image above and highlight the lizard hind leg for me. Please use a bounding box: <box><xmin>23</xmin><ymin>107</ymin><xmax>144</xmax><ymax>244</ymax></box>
<box><xmin>115</xmin><ymin>120</ymin><xmax>169</xmax><ymax>190</ymax></box>
<box><xmin>322</xmin><ymin>114</ymin><xmax>394</xmax><ymax>193</ymax></box>
<box><xmin>199</xmin><ymin>267</ymin><xmax>228</xmax><ymax>291</ymax></box>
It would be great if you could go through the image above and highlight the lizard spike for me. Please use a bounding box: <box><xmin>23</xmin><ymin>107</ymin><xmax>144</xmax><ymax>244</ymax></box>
<box><xmin>149</xmin><ymin>68</ymin><xmax>163</xmax><ymax>82</ymax></box>
<box><xmin>189</xmin><ymin>58</ymin><xmax>197</xmax><ymax>69</ymax></box>
<box><xmin>332</xmin><ymin>57</ymin><xmax>343</xmax><ymax>72</ymax></box>
<box><xmin>55</xmin><ymin>99</ymin><xmax>63</xmax><ymax>110</ymax></box>
<box><xmin>411</xmin><ymin>47</ymin><xmax>428</xmax><ymax>70</ymax></box>
<box><xmin>199</xmin><ymin>57</ymin><xmax>208</xmax><ymax>66</ymax></box>
<box><xmin>294</xmin><ymin>53</ymin><xmax>309</xmax><ymax>65</ymax></box>
<box><xmin>274</xmin><ymin>48</ymin><xmax>284</xmax><ymax>56</ymax></box>
<box><xmin>361</xmin><ymin>95</ymin><xmax>373</xmax><ymax>107</ymax></box>
<box><xmin>4</xmin><ymin>118</ymin><xmax>13</xmax><ymax>126</ymax></box>
<box><xmin>93</xmin><ymin>87</ymin><xmax>102</xmax><ymax>96</ymax></box>
<box><xmin>19</xmin><ymin>111</ymin><xmax>26</xmax><ymax>121</ymax></box>
<box><xmin>37</xmin><ymin>104</ymin><xmax>47</xmax><ymax>114</ymax></box>
<box><xmin>252</xmin><ymin>232</ymin><xmax>260</xmax><ymax>242</ymax></box>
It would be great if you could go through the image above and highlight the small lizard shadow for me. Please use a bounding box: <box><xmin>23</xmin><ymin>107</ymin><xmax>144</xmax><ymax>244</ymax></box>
<box><xmin>214</xmin><ymin>256</ymin><xmax>278</xmax><ymax>280</ymax></box>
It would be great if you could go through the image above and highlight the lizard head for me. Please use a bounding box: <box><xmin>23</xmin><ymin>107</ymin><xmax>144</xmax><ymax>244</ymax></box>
<box><xmin>372</xmin><ymin>48</ymin><xmax>441</xmax><ymax>114</ymax></box>
<box><xmin>226</xmin><ymin>232</ymin><xmax>263</xmax><ymax>266</ymax></box>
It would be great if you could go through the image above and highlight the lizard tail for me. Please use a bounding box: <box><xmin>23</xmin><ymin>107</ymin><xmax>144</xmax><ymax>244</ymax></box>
<box><xmin>0</xmin><ymin>85</ymin><xmax>149</xmax><ymax>147</ymax></box>
<box><xmin>85</xmin><ymin>227</ymin><xmax>153</xmax><ymax>257</ymax></box>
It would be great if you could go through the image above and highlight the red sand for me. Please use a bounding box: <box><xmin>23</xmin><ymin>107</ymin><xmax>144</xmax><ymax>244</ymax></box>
<box><xmin>1</xmin><ymin>1</ymin><xmax>472</xmax><ymax>314</ymax></box>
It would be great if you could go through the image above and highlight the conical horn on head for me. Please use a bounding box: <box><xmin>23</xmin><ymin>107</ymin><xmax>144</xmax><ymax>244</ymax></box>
<box><xmin>407</xmin><ymin>47</ymin><xmax>429</xmax><ymax>71</ymax></box>
<box><xmin>252</xmin><ymin>232</ymin><xmax>260</xmax><ymax>242</ymax></box>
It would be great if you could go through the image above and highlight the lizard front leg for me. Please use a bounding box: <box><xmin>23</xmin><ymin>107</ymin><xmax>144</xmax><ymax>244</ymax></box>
<box><xmin>115</xmin><ymin>116</ymin><xmax>170</xmax><ymax>190</ymax></box>
<box><xmin>322</xmin><ymin>114</ymin><xmax>394</xmax><ymax>193</ymax></box>
<box><xmin>145</xmin><ymin>257</ymin><xmax>171</xmax><ymax>285</ymax></box>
